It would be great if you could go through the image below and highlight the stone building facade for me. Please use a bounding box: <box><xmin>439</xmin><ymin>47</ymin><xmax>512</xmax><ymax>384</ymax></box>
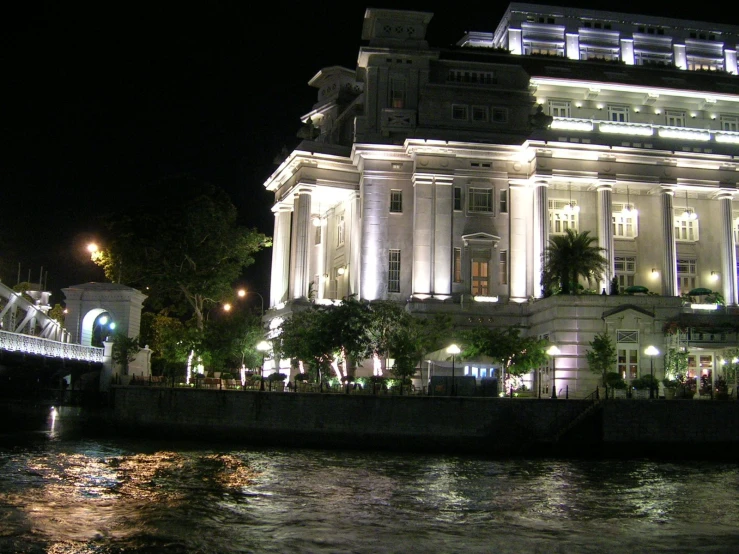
<box><xmin>262</xmin><ymin>5</ymin><xmax>739</xmax><ymax>397</ymax></box>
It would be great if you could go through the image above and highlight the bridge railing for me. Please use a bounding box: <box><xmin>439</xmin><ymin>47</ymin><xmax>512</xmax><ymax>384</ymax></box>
<box><xmin>0</xmin><ymin>330</ymin><xmax>104</xmax><ymax>363</ymax></box>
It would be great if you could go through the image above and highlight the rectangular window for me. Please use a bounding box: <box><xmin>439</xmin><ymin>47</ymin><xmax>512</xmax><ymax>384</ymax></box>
<box><xmin>665</xmin><ymin>110</ymin><xmax>686</xmax><ymax>127</ymax></box>
<box><xmin>677</xmin><ymin>258</ymin><xmax>697</xmax><ymax>294</ymax></box>
<box><xmin>499</xmin><ymin>189</ymin><xmax>508</xmax><ymax>214</ymax></box>
<box><xmin>617</xmin><ymin>348</ymin><xmax>639</xmax><ymax>380</ymax></box>
<box><xmin>491</xmin><ymin>108</ymin><xmax>508</xmax><ymax>122</ymax></box>
<box><xmin>314</xmin><ymin>224</ymin><xmax>322</xmax><ymax>245</ymax></box>
<box><xmin>471</xmin><ymin>260</ymin><xmax>489</xmax><ymax>296</ymax></box>
<box><xmin>721</xmin><ymin>115</ymin><xmax>739</xmax><ymax>131</ymax></box>
<box><xmin>388</xmin><ymin>249</ymin><xmax>401</xmax><ymax>293</ymax></box>
<box><xmin>687</xmin><ymin>57</ymin><xmax>723</xmax><ymax>71</ymax></box>
<box><xmin>548</xmin><ymin>199</ymin><xmax>579</xmax><ymax>234</ymax></box>
<box><xmin>454</xmin><ymin>187</ymin><xmax>462</xmax><ymax>211</ymax></box>
<box><xmin>452</xmin><ymin>104</ymin><xmax>468</xmax><ymax>120</ymax></box>
<box><xmin>673</xmin><ymin>213</ymin><xmax>699</xmax><ymax>242</ymax></box>
<box><xmin>389</xmin><ymin>78</ymin><xmax>406</xmax><ymax>109</ymax></box>
<box><xmin>468</xmin><ymin>187</ymin><xmax>493</xmax><ymax>213</ymax></box>
<box><xmin>548</xmin><ymin>100</ymin><xmax>571</xmax><ymax>118</ymax></box>
<box><xmin>614</xmin><ymin>256</ymin><xmax>636</xmax><ymax>293</ymax></box>
<box><xmin>471</xmin><ymin>106</ymin><xmax>488</xmax><ymax>122</ymax></box>
<box><xmin>447</xmin><ymin>69</ymin><xmax>497</xmax><ymax>84</ymax></box>
<box><xmin>337</xmin><ymin>214</ymin><xmax>345</xmax><ymax>246</ymax></box>
<box><xmin>499</xmin><ymin>251</ymin><xmax>508</xmax><ymax>285</ymax></box>
<box><xmin>608</xmin><ymin>105</ymin><xmax>629</xmax><ymax>123</ymax></box>
<box><xmin>453</xmin><ymin>248</ymin><xmax>462</xmax><ymax>283</ymax></box>
<box><xmin>612</xmin><ymin>205</ymin><xmax>638</xmax><ymax>238</ymax></box>
<box><xmin>390</xmin><ymin>190</ymin><xmax>402</xmax><ymax>213</ymax></box>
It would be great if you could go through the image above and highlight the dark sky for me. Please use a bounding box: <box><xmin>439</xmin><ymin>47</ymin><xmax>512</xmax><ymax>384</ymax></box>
<box><xmin>3</xmin><ymin>2</ymin><xmax>736</xmax><ymax>306</ymax></box>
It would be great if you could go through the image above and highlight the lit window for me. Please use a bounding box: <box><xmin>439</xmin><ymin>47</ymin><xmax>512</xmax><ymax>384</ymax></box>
<box><xmin>337</xmin><ymin>214</ymin><xmax>345</xmax><ymax>246</ymax></box>
<box><xmin>548</xmin><ymin>199</ymin><xmax>579</xmax><ymax>234</ymax></box>
<box><xmin>472</xmin><ymin>260</ymin><xmax>489</xmax><ymax>296</ymax></box>
<box><xmin>614</xmin><ymin>256</ymin><xmax>636</xmax><ymax>293</ymax></box>
<box><xmin>468</xmin><ymin>187</ymin><xmax>493</xmax><ymax>213</ymax></box>
<box><xmin>499</xmin><ymin>251</ymin><xmax>508</xmax><ymax>285</ymax></box>
<box><xmin>687</xmin><ymin>57</ymin><xmax>723</xmax><ymax>71</ymax></box>
<box><xmin>608</xmin><ymin>105</ymin><xmax>629</xmax><ymax>122</ymax></box>
<box><xmin>665</xmin><ymin>110</ymin><xmax>686</xmax><ymax>127</ymax></box>
<box><xmin>618</xmin><ymin>348</ymin><xmax>639</xmax><ymax>380</ymax></box>
<box><xmin>390</xmin><ymin>190</ymin><xmax>402</xmax><ymax>213</ymax></box>
<box><xmin>388</xmin><ymin>249</ymin><xmax>401</xmax><ymax>293</ymax></box>
<box><xmin>389</xmin><ymin>78</ymin><xmax>406</xmax><ymax>109</ymax></box>
<box><xmin>677</xmin><ymin>258</ymin><xmax>697</xmax><ymax>294</ymax></box>
<box><xmin>721</xmin><ymin>115</ymin><xmax>739</xmax><ymax>132</ymax></box>
<box><xmin>548</xmin><ymin>100</ymin><xmax>571</xmax><ymax>118</ymax></box>
<box><xmin>673</xmin><ymin>209</ymin><xmax>699</xmax><ymax>242</ymax></box>
<box><xmin>612</xmin><ymin>204</ymin><xmax>638</xmax><ymax>238</ymax></box>
<box><xmin>453</xmin><ymin>248</ymin><xmax>462</xmax><ymax>283</ymax></box>
<box><xmin>499</xmin><ymin>189</ymin><xmax>508</xmax><ymax>214</ymax></box>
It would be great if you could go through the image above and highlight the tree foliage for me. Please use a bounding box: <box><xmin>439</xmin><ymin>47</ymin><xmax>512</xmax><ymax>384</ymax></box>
<box><xmin>461</xmin><ymin>326</ymin><xmax>549</xmax><ymax>378</ymax></box>
<box><xmin>586</xmin><ymin>332</ymin><xmax>616</xmax><ymax>385</ymax></box>
<box><xmin>92</xmin><ymin>176</ymin><xmax>271</xmax><ymax>331</ymax></box>
<box><xmin>110</xmin><ymin>329</ymin><xmax>141</xmax><ymax>376</ymax></box>
<box><xmin>543</xmin><ymin>229</ymin><xmax>608</xmax><ymax>295</ymax></box>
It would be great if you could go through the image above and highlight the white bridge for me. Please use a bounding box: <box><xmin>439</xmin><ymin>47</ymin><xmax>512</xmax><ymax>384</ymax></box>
<box><xmin>0</xmin><ymin>280</ymin><xmax>104</xmax><ymax>363</ymax></box>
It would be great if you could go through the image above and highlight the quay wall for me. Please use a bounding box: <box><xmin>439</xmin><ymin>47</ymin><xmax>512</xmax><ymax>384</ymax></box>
<box><xmin>110</xmin><ymin>388</ymin><xmax>739</xmax><ymax>457</ymax></box>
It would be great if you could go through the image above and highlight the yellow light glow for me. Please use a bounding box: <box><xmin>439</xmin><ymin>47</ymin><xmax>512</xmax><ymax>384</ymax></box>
<box><xmin>237</xmin><ymin>289</ymin><xmax>246</xmax><ymax>297</ymax></box>
<box><xmin>223</xmin><ymin>303</ymin><xmax>232</xmax><ymax>312</ymax></box>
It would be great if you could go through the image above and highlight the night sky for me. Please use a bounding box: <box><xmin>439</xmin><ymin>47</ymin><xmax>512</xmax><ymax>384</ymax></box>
<box><xmin>2</xmin><ymin>1</ymin><xmax>734</xmax><ymax>307</ymax></box>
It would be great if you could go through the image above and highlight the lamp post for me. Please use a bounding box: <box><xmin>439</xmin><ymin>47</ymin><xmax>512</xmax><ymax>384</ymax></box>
<box><xmin>238</xmin><ymin>288</ymin><xmax>264</xmax><ymax>316</ymax></box>
<box><xmin>645</xmin><ymin>345</ymin><xmax>659</xmax><ymax>399</ymax></box>
<box><xmin>256</xmin><ymin>340</ymin><xmax>270</xmax><ymax>391</ymax></box>
<box><xmin>547</xmin><ymin>345</ymin><xmax>560</xmax><ymax>399</ymax></box>
<box><xmin>446</xmin><ymin>344</ymin><xmax>461</xmax><ymax>396</ymax></box>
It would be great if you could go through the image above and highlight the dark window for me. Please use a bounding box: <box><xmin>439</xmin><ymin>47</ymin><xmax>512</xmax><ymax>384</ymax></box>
<box><xmin>390</xmin><ymin>190</ymin><xmax>402</xmax><ymax>213</ymax></box>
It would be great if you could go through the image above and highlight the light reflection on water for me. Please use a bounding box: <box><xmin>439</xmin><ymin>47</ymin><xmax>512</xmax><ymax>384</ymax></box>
<box><xmin>0</xmin><ymin>418</ymin><xmax>739</xmax><ymax>552</ymax></box>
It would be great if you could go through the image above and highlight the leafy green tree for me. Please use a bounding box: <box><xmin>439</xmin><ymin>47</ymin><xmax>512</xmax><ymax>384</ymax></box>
<box><xmin>388</xmin><ymin>314</ymin><xmax>452</xmax><ymax>387</ymax></box>
<box><xmin>48</xmin><ymin>304</ymin><xmax>65</xmax><ymax>325</ymax></box>
<box><xmin>461</xmin><ymin>326</ymin><xmax>549</xmax><ymax>391</ymax></box>
<box><xmin>542</xmin><ymin>229</ymin><xmax>608</xmax><ymax>295</ymax></box>
<box><xmin>140</xmin><ymin>312</ymin><xmax>196</xmax><ymax>378</ymax></box>
<box><xmin>91</xmin><ymin>176</ymin><xmax>271</xmax><ymax>331</ymax></box>
<box><xmin>586</xmin><ymin>332</ymin><xmax>617</xmax><ymax>386</ymax></box>
<box><xmin>111</xmin><ymin>329</ymin><xmax>141</xmax><ymax>376</ymax></box>
<box><xmin>203</xmin><ymin>310</ymin><xmax>265</xmax><ymax>373</ymax></box>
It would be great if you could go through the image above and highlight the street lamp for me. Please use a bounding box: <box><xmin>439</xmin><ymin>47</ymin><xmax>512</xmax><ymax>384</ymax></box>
<box><xmin>256</xmin><ymin>340</ymin><xmax>270</xmax><ymax>391</ymax></box>
<box><xmin>645</xmin><ymin>345</ymin><xmax>659</xmax><ymax>399</ymax></box>
<box><xmin>238</xmin><ymin>288</ymin><xmax>265</xmax><ymax>316</ymax></box>
<box><xmin>547</xmin><ymin>345</ymin><xmax>561</xmax><ymax>399</ymax></box>
<box><xmin>446</xmin><ymin>344</ymin><xmax>461</xmax><ymax>396</ymax></box>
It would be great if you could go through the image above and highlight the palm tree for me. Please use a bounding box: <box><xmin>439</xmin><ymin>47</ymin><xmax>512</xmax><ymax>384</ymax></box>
<box><xmin>542</xmin><ymin>229</ymin><xmax>608</xmax><ymax>295</ymax></box>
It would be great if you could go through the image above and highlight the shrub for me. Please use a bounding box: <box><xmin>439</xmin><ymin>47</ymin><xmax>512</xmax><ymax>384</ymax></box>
<box><xmin>294</xmin><ymin>373</ymin><xmax>309</xmax><ymax>382</ymax></box>
<box><xmin>662</xmin><ymin>378</ymin><xmax>679</xmax><ymax>389</ymax></box>
<box><xmin>268</xmin><ymin>372</ymin><xmax>287</xmax><ymax>382</ymax></box>
<box><xmin>605</xmin><ymin>371</ymin><xmax>627</xmax><ymax>389</ymax></box>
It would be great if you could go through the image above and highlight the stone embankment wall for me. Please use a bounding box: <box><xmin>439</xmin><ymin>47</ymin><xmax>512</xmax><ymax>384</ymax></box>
<box><xmin>110</xmin><ymin>388</ymin><xmax>739</xmax><ymax>457</ymax></box>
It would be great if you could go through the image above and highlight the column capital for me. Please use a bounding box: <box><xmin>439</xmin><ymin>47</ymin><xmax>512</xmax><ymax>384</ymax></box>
<box><xmin>717</xmin><ymin>188</ymin><xmax>736</xmax><ymax>200</ymax></box>
<box><xmin>596</xmin><ymin>181</ymin><xmax>615</xmax><ymax>192</ymax></box>
<box><xmin>660</xmin><ymin>185</ymin><xmax>676</xmax><ymax>195</ymax></box>
<box><xmin>508</xmin><ymin>179</ymin><xmax>529</xmax><ymax>188</ymax></box>
<box><xmin>532</xmin><ymin>179</ymin><xmax>549</xmax><ymax>188</ymax></box>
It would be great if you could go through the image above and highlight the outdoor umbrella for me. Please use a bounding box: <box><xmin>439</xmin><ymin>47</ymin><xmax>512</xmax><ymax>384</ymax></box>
<box><xmin>688</xmin><ymin>287</ymin><xmax>712</xmax><ymax>296</ymax></box>
<box><xmin>624</xmin><ymin>285</ymin><xmax>649</xmax><ymax>294</ymax></box>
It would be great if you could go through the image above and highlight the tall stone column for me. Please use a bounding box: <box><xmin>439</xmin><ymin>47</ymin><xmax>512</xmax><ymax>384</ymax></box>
<box><xmin>532</xmin><ymin>181</ymin><xmax>548</xmax><ymax>298</ymax></box>
<box><xmin>509</xmin><ymin>182</ymin><xmax>529</xmax><ymax>302</ymax></box>
<box><xmin>660</xmin><ymin>186</ymin><xmax>679</xmax><ymax>296</ymax></box>
<box><xmin>360</xmin><ymin>178</ymin><xmax>388</xmax><ymax>301</ymax></box>
<box><xmin>596</xmin><ymin>182</ymin><xmax>615</xmax><ymax>293</ymax></box>
<box><xmin>290</xmin><ymin>188</ymin><xmax>312</xmax><ymax>300</ymax></box>
<box><xmin>412</xmin><ymin>174</ymin><xmax>434</xmax><ymax>295</ymax></box>
<box><xmin>719</xmin><ymin>190</ymin><xmax>738</xmax><ymax>305</ymax></box>
<box><xmin>270</xmin><ymin>206</ymin><xmax>292</xmax><ymax>307</ymax></box>
<box><xmin>433</xmin><ymin>175</ymin><xmax>454</xmax><ymax>296</ymax></box>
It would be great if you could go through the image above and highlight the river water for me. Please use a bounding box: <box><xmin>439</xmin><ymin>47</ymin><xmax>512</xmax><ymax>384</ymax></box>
<box><xmin>1</xmin><ymin>408</ymin><xmax>738</xmax><ymax>553</ymax></box>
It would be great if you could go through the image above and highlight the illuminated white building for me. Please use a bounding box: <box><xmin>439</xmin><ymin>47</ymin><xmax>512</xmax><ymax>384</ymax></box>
<box><xmin>263</xmin><ymin>5</ymin><xmax>739</xmax><ymax>397</ymax></box>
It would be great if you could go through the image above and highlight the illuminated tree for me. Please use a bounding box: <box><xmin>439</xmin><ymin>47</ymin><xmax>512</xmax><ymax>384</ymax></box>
<box><xmin>91</xmin><ymin>176</ymin><xmax>271</xmax><ymax>331</ymax></box>
<box><xmin>542</xmin><ymin>229</ymin><xmax>608</xmax><ymax>295</ymax></box>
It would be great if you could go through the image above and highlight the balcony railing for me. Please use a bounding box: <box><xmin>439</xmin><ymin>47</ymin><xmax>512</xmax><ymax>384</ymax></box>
<box><xmin>551</xmin><ymin>116</ymin><xmax>739</xmax><ymax>143</ymax></box>
<box><xmin>0</xmin><ymin>330</ymin><xmax>104</xmax><ymax>363</ymax></box>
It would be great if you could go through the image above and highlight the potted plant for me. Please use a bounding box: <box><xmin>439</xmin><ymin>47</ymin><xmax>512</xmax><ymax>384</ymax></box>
<box><xmin>294</xmin><ymin>372</ymin><xmax>310</xmax><ymax>392</ymax></box>
<box><xmin>716</xmin><ymin>376</ymin><xmax>730</xmax><ymax>401</ymax></box>
<box><xmin>662</xmin><ymin>377</ymin><xmax>679</xmax><ymax>400</ymax></box>
<box><xmin>267</xmin><ymin>372</ymin><xmax>287</xmax><ymax>391</ymax></box>
<box><xmin>605</xmin><ymin>372</ymin><xmax>628</xmax><ymax>399</ymax></box>
<box><xmin>629</xmin><ymin>377</ymin><xmax>647</xmax><ymax>399</ymax></box>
